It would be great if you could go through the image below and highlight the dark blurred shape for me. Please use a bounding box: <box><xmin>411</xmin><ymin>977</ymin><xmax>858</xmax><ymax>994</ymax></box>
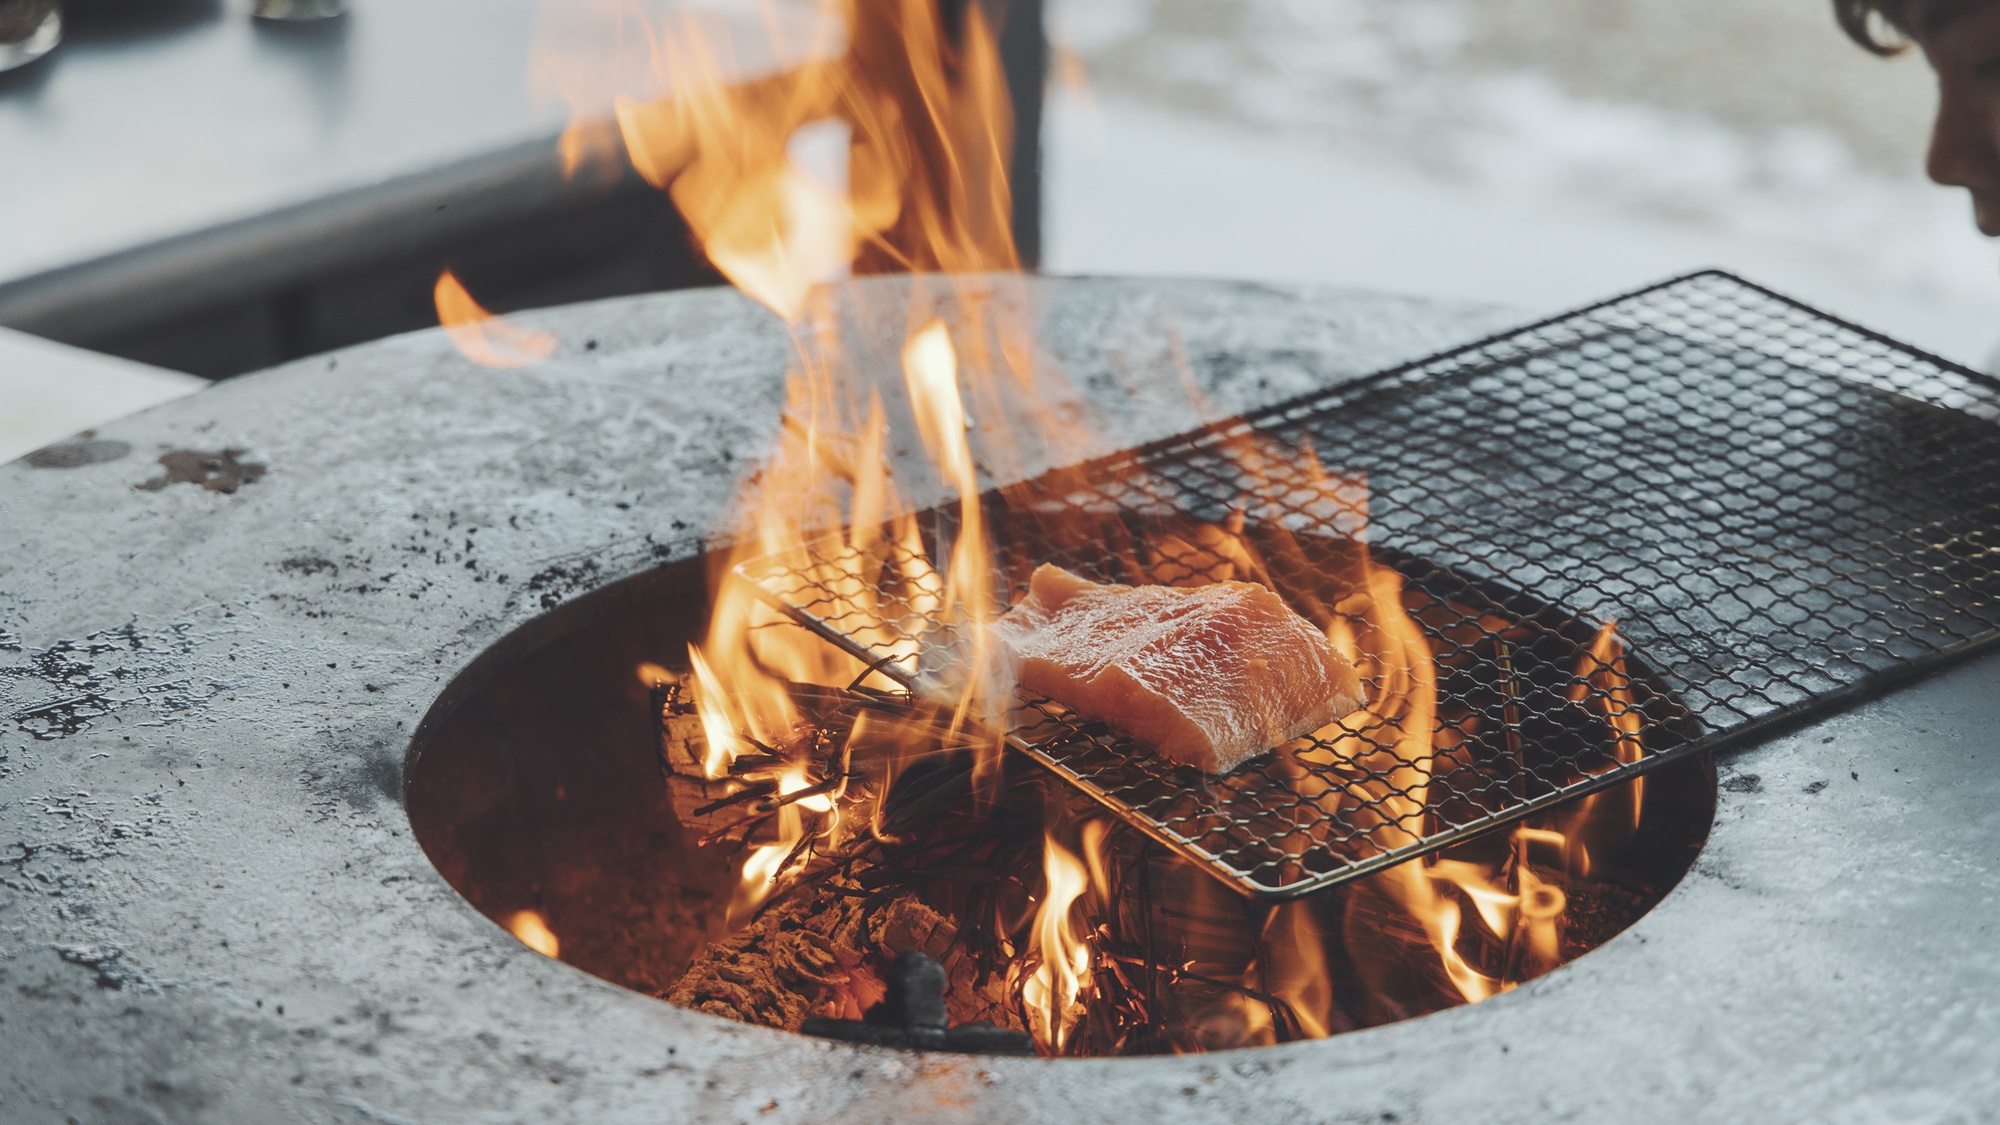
<box><xmin>0</xmin><ymin>141</ymin><xmax>723</xmax><ymax>379</ymax></box>
<box><xmin>801</xmin><ymin>950</ymin><xmax>1036</xmax><ymax>1055</ymax></box>
<box><xmin>59</xmin><ymin>0</ymin><xmax>218</xmax><ymax>44</ymax></box>
<box><xmin>0</xmin><ymin>0</ymin><xmax>1046</xmax><ymax>380</ymax></box>
<box><xmin>0</xmin><ymin>0</ymin><xmax>61</xmax><ymax>73</ymax></box>
<box><xmin>247</xmin><ymin>0</ymin><xmax>350</xmax><ymax>137</ymax></box>
<box><xmin>252</xmin><ymin>0</ymin><xmax>343</xmax><ymax>21</ymax></box>
<box><xmin>26</xmin><ymin>437</ymin><xmax>130</xmax><ymax>469</ymax></box>
<box><xmin>991</xmin><ymin>0</ymin><xmax>1046</xmax><ymax>268</ymax></box>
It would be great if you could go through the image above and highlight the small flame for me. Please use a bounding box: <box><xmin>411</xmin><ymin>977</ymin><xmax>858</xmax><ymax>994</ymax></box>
<box><xmin>433</xmin><ymin>269</ymin><xmax>558</xmax><ymax>368</ymax></box>
<box><xmin>1022</xmin><ymin>832</ymin><xmax>1094</xmax><ymax>1054</ymax></box>
<box><xmin>730</xmin><ymin>761</ymin><xmax>830</xmax><ymax>926</ymax></box>
<box><xmin>504</xmin><ymin>910</ymin><xmax>561</xmax><ymax>958</ymax></box>
<box><xmin>1264</xmin><ymin>903</ymin><xmax>1335</xmax><ymax>1039</ymax></box>
<box><xmin>1571</xmin><ymin>620</ymin><xmax>1646</xmax><ymax>831</ymax></box>
<box><xmin>685</xmin><ymin>644</ymin><xmax>752</xmax><ymax>780</ymax></box>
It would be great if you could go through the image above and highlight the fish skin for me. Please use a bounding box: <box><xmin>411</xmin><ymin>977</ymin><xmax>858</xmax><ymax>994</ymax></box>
<box><xmin>993</xmin><ymin>564</ymin><xmax>1365</xmax><ymax>773</ymax></box>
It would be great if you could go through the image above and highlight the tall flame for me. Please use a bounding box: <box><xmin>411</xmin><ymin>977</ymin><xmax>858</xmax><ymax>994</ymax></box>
<box><xmin>900</xmin><ymin>320</ymin><xmax>1001</xmax><ymax>786</ymax></box>
<box><xmin>685</xmin><ymin>644</ymin><xmax>757</xmax><ymax>779</ymax></box>
<box><xmin>1022</xmin><ymin>831</ymin><xmax>1094</xmax><ymax>1054</ymax></box>
<box><xmin>1275</xmin><ymin>460</ymin><xmax>1602</xmax><ymax>1007</ymax></box>
<box><xmin>536</xmin><ymin>0</ymin><xmax>1047</xmax><ymax>925</ymax></box>
<box><xmin>545</xmin><ymin>0</ymin><xmax>1019</xmax><ymax>321</ymax></box>
<box><xmin>1351</xmin><ymin>554</ymin><xmax>1507</xmax><ymax>1004</ymax></box>
<box><xmin>535</xmin><ymin>0</ymin><xmax>1653</xmax><ymax>1047</ymax></box>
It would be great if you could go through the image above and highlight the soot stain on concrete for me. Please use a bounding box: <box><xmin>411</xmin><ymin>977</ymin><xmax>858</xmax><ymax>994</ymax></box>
<box><xmin>280</xmin><ymin>557</ymin><xmax>339</xmax><ymax>577</ymax></box>
<box><xmin>1</xmin><ymin>624</ymin><xmax>141</xmax><ymax>740</ymax></box>
<box><xmin>26</xmin><ymin>439</ymin><xmax>133</xmax><ymax>469</ymax></box>
<box><xmin>506</xmin><ymin>538</ymin><xmax>685</xmax><ymax>614</ymax></box>
<box><xmin>524</xmin><ymin>557</ymin><xmax>605</xmax><ymax>611</ymax></box>
<box><xmin>1721</xmin><ymin>773</ymin><xmax>1763</xmax><ymax>794</ymax></box>
<box><xmin>0</xmin><ymin>619</ymin><xmax>210</xmax><ymax>740</ymax></box>
<box><xmin>304</xmin><ymin>729</ymin><xmax>407</xmax><ymax>815</ymax></box>
<box><xmin>360</xmin><ymin>748</ymin><xmax>403</xmax><ymax>809</ymax></box>
<box><xmin>136</xmin><ymin>449</ymin><xmax>267</xmax><ymax>494</ymax></box>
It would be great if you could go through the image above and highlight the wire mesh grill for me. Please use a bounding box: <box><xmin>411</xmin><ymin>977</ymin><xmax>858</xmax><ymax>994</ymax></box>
<box><xmin>737</xmin><ymin>272</ymin><xmax>2000</xmax><ymax>900</ymax></box>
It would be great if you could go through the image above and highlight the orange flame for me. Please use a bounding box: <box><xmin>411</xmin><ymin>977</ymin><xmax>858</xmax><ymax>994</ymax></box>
<box><xmin>1349</xmin><ymin>550</ymin><xmax>1593</xmax><ymax>1003</ymax></box>
<box><xmin>1264</xmin><ymin>902</ymin><xmax>1335</xmax><ymax>1039</ymax></box>
<box><xmin>534</xmin><ymin>0</ymin><xmax>1060</xmax><ymax>925</ymax></box>
<box><xmin>900</xmin><ymin>320</ymin><xmax>1004</xmax><ymax>789</ymax></box>
<box><xmin>730</xmin><ymin>759</ymin><xmax>843</xmax><ymax>927</ymax></box>
<box><xmin>540</xmin><ymin>0</ymin><xmax>1020</xmax><ymax>321</ymax></box>
<box><xmin>433</xmin><ymin>270</ymin><xmax>558</xmax><ymax>368</ymax></box>
<box><xmin>685</xmin><ymin>644</ymin><xmax>758</xmax><ymax>780</ymax></box>
<box><xmin>1022</xmin><ymin>830</ymin><xmax>1095</xmax><ymax>1054</ymax></box>
<box><xmin>533</xmin><ymin>0</ymin><xmax>1649</xmax><ymax>1047</ymax></box>
<box><xmin>1274</xmin><ymin>464</ymin><xmax>1588</xmax><ymax>1007</ymax></box>
<box><xmin>1572</xmin><ymin>620</ymin><xmax>1646</xmax><ymax>830</ymax></box>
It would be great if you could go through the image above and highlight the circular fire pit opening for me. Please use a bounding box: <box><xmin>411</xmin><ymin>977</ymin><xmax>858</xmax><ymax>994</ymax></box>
<box><xmin>407</xmin><ymin>548</ymin><xmax>1715</xmax><ymax>1058</ymax></box>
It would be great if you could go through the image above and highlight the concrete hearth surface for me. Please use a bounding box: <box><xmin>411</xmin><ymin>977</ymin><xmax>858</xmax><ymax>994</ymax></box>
<box><xmin>2</xmin><ymin>277</ymin><xmax>1996</xmax><ymax>1124</ymax></box>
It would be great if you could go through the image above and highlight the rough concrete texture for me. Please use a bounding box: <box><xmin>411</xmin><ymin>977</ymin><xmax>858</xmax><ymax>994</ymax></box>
<box><xmin>1</xmin><ymin>275</ymin><xmax>1994</xmax><ymax>1124</ymax></box>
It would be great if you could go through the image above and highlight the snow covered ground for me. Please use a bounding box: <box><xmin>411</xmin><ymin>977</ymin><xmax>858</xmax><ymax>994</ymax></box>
<box><xmin>1041</xmin><ymin>0</ymin><xmax>2000</xmax><ymax>371</ymax></box>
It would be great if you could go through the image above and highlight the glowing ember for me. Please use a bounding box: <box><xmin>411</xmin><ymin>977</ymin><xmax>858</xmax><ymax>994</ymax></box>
<box><xmin>504</xmin><ymin>909</ymin><xmax>561</xmax><ymax>958</ymax></box>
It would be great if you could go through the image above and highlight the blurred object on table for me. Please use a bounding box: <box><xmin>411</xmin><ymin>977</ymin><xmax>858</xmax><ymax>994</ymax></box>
<box><xmin>0</xmin><ymin>327</ymin><xmax>205</xmax><ymax>464</ymax></box>
<box><xmin>0</xmin><ymin>0</ymin><xmax>60</xmax><ymax>72</ymax></box>
<box><xmin>252</xmin><ymin>0</ymin><xmax>343</xmax><ymax>20</ymax></box>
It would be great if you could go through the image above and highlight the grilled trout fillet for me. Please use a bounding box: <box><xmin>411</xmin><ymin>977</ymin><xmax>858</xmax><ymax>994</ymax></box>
<box><xmin>992</xmin><ymin>564</ymin><xmax>1364</xmax><ymax>773</ymax></box>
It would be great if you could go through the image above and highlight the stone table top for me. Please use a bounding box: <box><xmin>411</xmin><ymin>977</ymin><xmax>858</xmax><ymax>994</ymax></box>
<box><xmin>1</xmin><ymin>276</ymin><xmax>1995</xmax><ymax>1124</ymax></box>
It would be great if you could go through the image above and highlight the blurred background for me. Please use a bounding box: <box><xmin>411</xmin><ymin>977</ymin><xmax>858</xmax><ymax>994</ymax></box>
<box><xmin>2</xmin><ymin>0</ymin><xmax>1994</xmax><ymax>462</ymax></box>
<box><xmin>1044</xmin><ymin>0</ymin><xmax>1998</xmax><ymax>366</ymax></box>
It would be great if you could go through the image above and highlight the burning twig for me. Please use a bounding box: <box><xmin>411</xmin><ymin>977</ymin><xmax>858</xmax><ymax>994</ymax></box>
<box><xmin>691</xmin><ymin>780</ymin><xmax>780</xmax><ymax>819</ymax></box>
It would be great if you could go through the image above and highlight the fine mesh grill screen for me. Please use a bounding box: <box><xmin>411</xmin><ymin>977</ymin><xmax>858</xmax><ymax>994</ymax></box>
<box><xmin>738</xmin><ymin>272</ymin><xmax>2000</xmax><ymax>900</ymax></box>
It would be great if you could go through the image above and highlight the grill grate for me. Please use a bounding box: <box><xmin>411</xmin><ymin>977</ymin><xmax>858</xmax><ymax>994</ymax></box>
<box><xmin>737</xmin><ymin>272</ymin><xmax>2000</xmax><ymax>900</ymax></box>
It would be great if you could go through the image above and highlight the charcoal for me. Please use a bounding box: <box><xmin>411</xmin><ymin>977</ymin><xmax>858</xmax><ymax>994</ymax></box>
<box><xmin>803</xmin><ymin>951</ymin><xmax>1033</xmax><ymax>1056</ymax></box>
<box><xmin>866</xmin><ymin>949</ymin><xmax>949</xmax><ymax>1030</ymax></box>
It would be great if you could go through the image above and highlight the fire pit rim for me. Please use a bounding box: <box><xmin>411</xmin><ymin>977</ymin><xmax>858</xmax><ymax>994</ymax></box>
<box><xmin>3</xmin><ymin>275</ymin><xmax>1994</xmax><ymax>1123</ymax></box>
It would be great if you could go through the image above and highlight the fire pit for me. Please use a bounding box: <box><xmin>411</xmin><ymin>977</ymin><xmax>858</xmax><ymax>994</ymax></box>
<box><xmin>405</xmin><ymin>268</ymin><xmax>2000</xmax><ymax>1065</ymax></box>
<box><xmin>6</xmin><ymin>275</ymin><xmax>2000</xmax><ymax>1122</ymax></box>
<box><xmin>406</xmin><ymin>536</ymin><xmax>1716</xmax><ymax>1057</ymax></box>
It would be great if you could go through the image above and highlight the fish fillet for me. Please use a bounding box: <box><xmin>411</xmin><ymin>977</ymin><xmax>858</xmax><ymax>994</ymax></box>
<box><xmin>993</xmin><ymin>564</ymin><xmax>1365</xmax><ymax>774</ymax></box>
